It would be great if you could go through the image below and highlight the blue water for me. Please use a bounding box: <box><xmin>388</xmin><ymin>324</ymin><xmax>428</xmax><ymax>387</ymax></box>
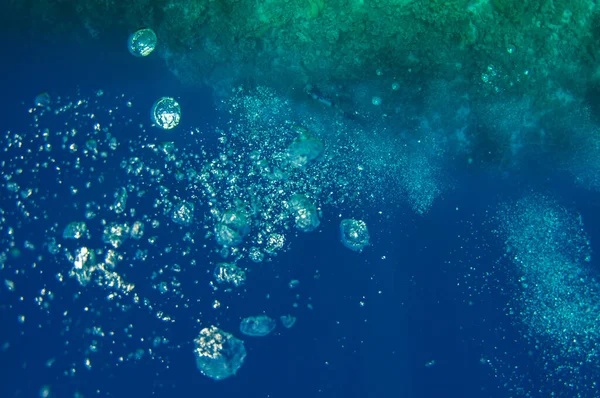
<box><xmin>2</xmin><ymin>28</ymin><xmax>600</xmax><ymax>398</ymax></box>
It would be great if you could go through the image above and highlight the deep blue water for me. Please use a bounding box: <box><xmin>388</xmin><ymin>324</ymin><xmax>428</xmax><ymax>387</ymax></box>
<box><xmin>2</xmin><ymin>27</ymin><xmax>600</xmax><ymax>398</ymax></box>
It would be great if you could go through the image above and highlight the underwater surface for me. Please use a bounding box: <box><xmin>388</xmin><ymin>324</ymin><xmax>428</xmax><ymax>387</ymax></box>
<box><xmin>2</xmin><ymin>1</ymin><xmax>600</xmax><ymax>397</ymax></box>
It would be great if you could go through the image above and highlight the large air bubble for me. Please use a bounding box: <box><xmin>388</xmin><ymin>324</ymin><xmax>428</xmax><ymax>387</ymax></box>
<box><xmin>287</xmin><ymin>194</ymin><xmax>320</xmax><ymax>232</ymax></box>
<box><xmin>340</xmin><ymin>219</ymin><xmax>370</xmax><ymax>253</ymax></box>
<box><xmin>214</xmin><ymin>209</ymin><xmax>251</xmax><ymax>247</ymax></box>
<box><xmin>151</xmin><ymin>97</ymin><xmax>181</xmax><ymax>130</ymax></box>
<box><xmin>127</xmin><ymin>28</ymin><xmax>157</xmax><ymax>57</ymax></box>
<box><xmin>239</xmin><ymin>315</ymin><xmax>277</xmax><ymax>337</ymax></box>
<box><xmin>194</xmin><ymin>326</ymin><xmax>247</xmax><ymax>380</ymax></box>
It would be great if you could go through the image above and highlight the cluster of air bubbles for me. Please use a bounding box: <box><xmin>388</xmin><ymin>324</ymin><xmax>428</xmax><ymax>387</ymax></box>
<box><xmin>0</xmin><ymin>82</ymin><xmax>457</xmax><ymax>392</ymax></box>
<box><xmin>494</xmin><ymin>194</ymin><xmax>600</xmax><ymax>395</ymax></box>
<box><xmin>480</xmin><ymin>65</ymin><xmax>499</xmax><ymax>88</ymax></box>
<box><xmin>172</xmin><ymin>201</ymin><xmax>194</xmax><ymax>226</ymax></box>
<box><xmin>127</xmin><ymin>27</ymin><xmax>157</xmax><ymax>57</ymax></box>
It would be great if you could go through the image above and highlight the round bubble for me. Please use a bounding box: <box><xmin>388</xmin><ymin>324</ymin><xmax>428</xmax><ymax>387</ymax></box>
<box><xmin>340</xmin><ymin>219</ymin><xmax>370</xmax><ymax>253</ymax></box>
<box><xmin>151</xmin><ymin>97</ymin><xmax>181</xmax><ymax>130</ymax></box>
<box><xmin>127</xmin><ymin>28</ymin><xmax>157</xmax><ymax>57</ymax></box>
<box><xmin>194</xmin><ymin>326</ymin><xmax>247</xmax><ymax>381</ymax></box>
<box><xmin>240</xmin><ymin>315</ymin><xmax>277</xmax><ymax>337</ymax></box>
